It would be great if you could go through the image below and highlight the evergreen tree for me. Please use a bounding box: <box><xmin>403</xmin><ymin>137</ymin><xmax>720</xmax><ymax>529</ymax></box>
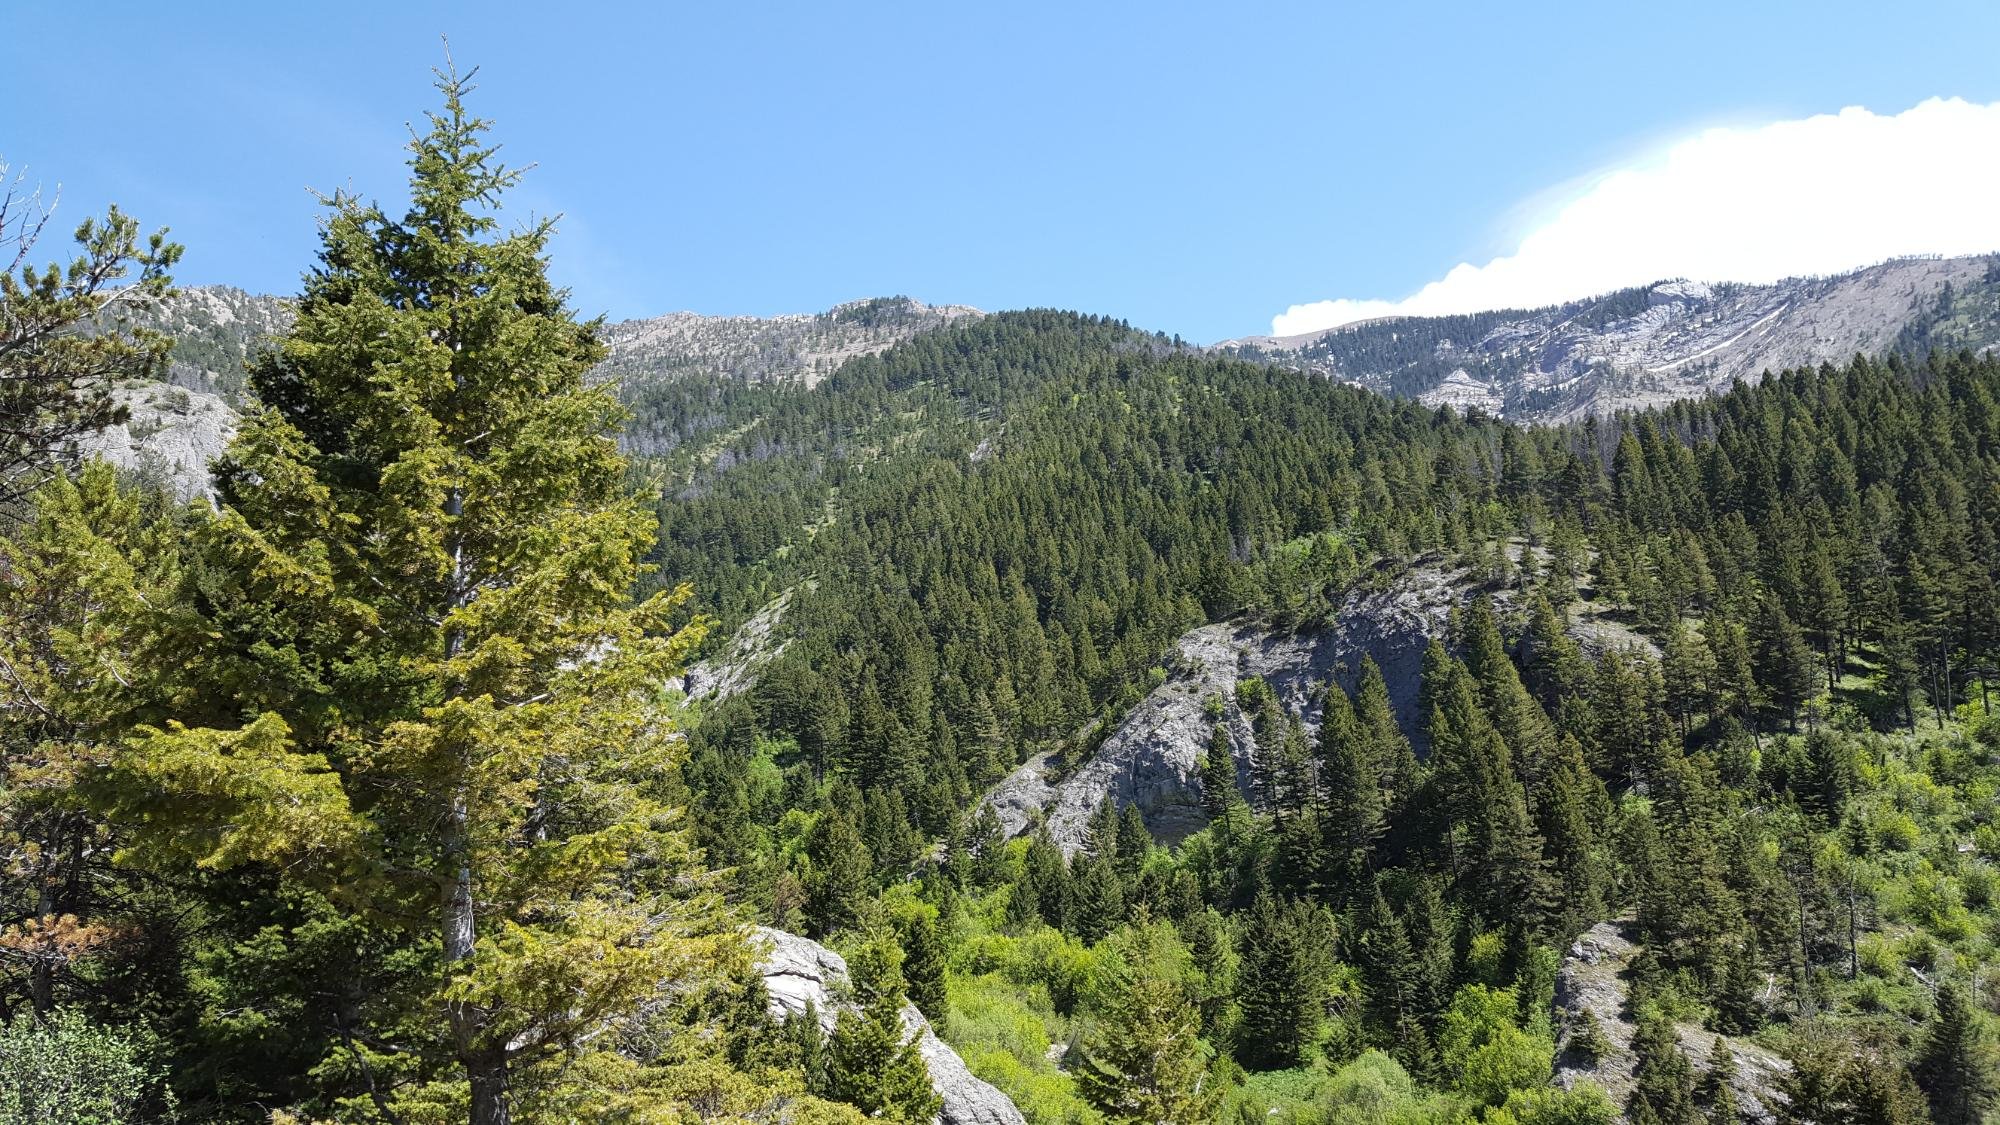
<box><xmin>1462</xmin><ymin>597</ymin><xmax>1558</xmax><ymax>782</ymax></box>
<box><xmin>1202</xmin><ymin>720</ymin><xmax>1241</xmax><ymax>831</ymax></box>
<box><xmin>1628</xmin><ymin>1011</ymin><xmax>1702</xmax><ymax>1125</ymax></box>
<box><xmin>0</xmin><ymin>464</ymin><xmax>178</xmax><ymax>1015</ymax></box>
<box><xmin>1020</xmin><ymin>831</ymin><xmax>1072</xmax><ymax>931</ymax></box>
<box><xmin>1662</xmin><ymin>619</ymin><xmax>1722</xmax><ymax>736</ymax></box>
<box><xmin>1114</xmin><ymin>802</ymin><xmax>1153</xmax><ymax>880</ymax></box>
<box><xmin>1354</xmin><ymin>884</ymin><xmax>1420</xmax><ymax>1042</ymax></box>
<box><xmin>1002</xmin><ymin>872</ymin><xmax>1041</xmax><ymax>933</ymax></box>
<box><xmin>0</xmin><ymin>180</ymin><xmax>179</xmax><ymax>507</ymax></box>
<box><xmin>1781</xmin><ymin>1024</ymin><xmax>1929</xmax><ymax>1125</ymax></box>
<box><xmin>1402</xmin><ymin>875</ymin><xmax>1458</xmax><ymax>1027</ymax></box>
<box><xmin>1317</xmin><ymin>679</ymin><xmax>1384</xmax><ymax>898</ymax></box>
<box><xmin>1355</xmin><ymin>655</ymin><xmax>1421</xmax><ymax>811</ymax></box>
<box><xmin>1086</xmin><ymin>797</ymin><xmax>1121</xmax><ymax>858</ymax></box>
<box><xmin>1700</xmin><ymin>1036</ymin><xmax>1741</xmax><ymax>1125</ymax></box>
<box><xmin>805</xmin><ymin>806</ymin><xmax>875</xmax><ymax>938</ymax></box>
<box><xmin>1236</xmin><ymin>894</ymin><xmax>1335</xmax><ymax>1068</ymax></box>
<box><xmin>1074</xmin><ymin>920</ymin><xmax>1219</xmax><ymax>1125</ymax></box>
<box><xmin>1754</xmin><ymin>597</ymin><xmax>1818</xmax><ymax>731</ymax></box>
<box><xmin>1536</xmin><ymin>738</ymin><xmax>1607</xmax><ymax>942</ymax></box>
<box><xmin>789</xmin><ymin>1000</ymin><xmax>831</xmax><ymax>1099</ymax></box>
<box><xmin>95</xmin><ymin>69</ymin><xmax>721</xmax><ymax>1122</ymax></box>
<box><xmin>967</xmin><ymin>805</ymin><xmax>1007</xmax><ymax>889</ymax></box>
<box><xmin>1175</xmin><ymin>907</ymin><xmax>1240</xmax><ymax>1045</ymax></box>
<box><xmin>1915</xmin><ymin>980</ymin><xmax>1997</xmax><ymax>1125</ymax></box>
<box><xmin>1522</xmin><ymin>594</ymin><xmax>1591</xmax><ymax>717</ymax></box>
<box><xmin>826</xmin><ymin>940</ymin><xmax>941</xmax><ymax>1124</ymax></box>
<box><xmin>1425</xmin><ymin>646</ymin><xmax>1554</xmax><ymax>930</ymax></box>
<box><xmin>1567</xmin><ymin>1010</ymin><xmax>1608</xmax><ymax>1065</ymax></box>
<box><xmin>1070</xmin><ymin>849</ymin><xmax>1129</xmax><ymax>943</ymax></box>
<box><xmin>1711</xmin><ymin>940</ymin><xmax>1764</xmax><ymax>1037</ymax></box>
<box><xmin>900</xmin><ymin>912</ymin><xmax>949</xmax><ymax>1026</ymax></box>
<box><xmin>1270</xmin><ymin>711</ymin><xmax>1323</xmax><ymax>894</ymax></box>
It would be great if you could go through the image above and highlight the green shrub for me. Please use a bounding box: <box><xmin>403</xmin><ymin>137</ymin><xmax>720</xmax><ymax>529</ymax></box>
<box><xmin>1321</xmin><ymin>1051</ymin><xmax>1419</xmax><ymax>1125</ymax></box>
<box><xmin>944</xmin><ymin>974</ymin><xmax>1100</xmax><ymax>1124</ymax></box>
<box><xmin>1438</xmin><ymin>986</ymin><xmax>1555</xmax><ymax>1108</ymax></box>
<box><xmin>1498</xmin><ymin>1083</ymin><xmax>1616</xmax><ymax>1125</ymax></box>
<box><xmin>0</xmin><ymin>1009</ymin><xmax>166</xmax><ymax>1124</ymax></box>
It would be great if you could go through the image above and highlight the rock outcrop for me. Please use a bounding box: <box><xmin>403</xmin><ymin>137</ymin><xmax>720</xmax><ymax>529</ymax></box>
<box><xmin>980</xmin><ymin>561</ymin><xmax>1657</xmax><ymax>853</ymax></box>
<box><xmin>1555</xmin><ymin>922</ymin><xmax>1790</xmax><ymax>1122</ymax></box>
<box><xmin>96</xmin><ymin>287</ymin><xmax>978</xmax><ymax>493</ymax></box>
<box><xmin>755</xmin><ymin>927</ymin><xmax>1026</xmax><ymax>1125</ymax></box>
<box><xmin>684</xmin><ymin>588</ymin><xmax>796</xmax><ymax>703</ymax></box>
<box><xmin>78</xmin><ymin>382</ymin><xmax>237</xmax><ymax>501</ymax></box>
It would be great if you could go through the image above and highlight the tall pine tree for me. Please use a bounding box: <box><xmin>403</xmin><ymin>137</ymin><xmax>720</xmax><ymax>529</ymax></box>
<box><xmin>95</xmin><ymin>68</ymin><xmax>719</xmax><ymax>1123</ymax></box>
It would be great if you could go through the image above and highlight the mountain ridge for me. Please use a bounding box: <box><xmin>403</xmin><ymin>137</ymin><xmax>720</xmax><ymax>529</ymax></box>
<box><xmin>95</xmin><ymin>251</ymin><xmax>2000</xmax><ymax>497</ymax></box>
<box><xmin>1221</xmin><ymin>253</ymin><xmax>2000</xmax><ymax>421</ymax></box>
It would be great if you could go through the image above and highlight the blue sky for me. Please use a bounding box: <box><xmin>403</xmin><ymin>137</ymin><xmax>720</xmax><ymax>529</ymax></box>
<box><xmin>12</xmin><ymin>1</ymin><xmax>2000</xmax><ymax>341</ymax></box>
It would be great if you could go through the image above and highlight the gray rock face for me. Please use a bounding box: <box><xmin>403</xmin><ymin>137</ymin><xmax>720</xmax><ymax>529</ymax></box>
<box><xmin>754</xmin><ymin>927</ymin><xmax>1026</xmax><ymax>1125</ymax></box>
<box><xmin>1555</xmin><ymin>922</ymin><xmax>1790</xmax><ymax>1122</ymax></box>
<box><xmin>135</xmin><ymin>286</ymin><xmax>294</xmax><ymax>401</ymax></box>
<box><xmin>981</xmin><ymin>561</ymin><xmax>1656</xmax><ymax>854</ymax></box>
<box><xmin>1222</xmin><ymin>254</ymin><xmax>2000</xmax><ymax>423</ymax></box>
<box><xmin>77</xmin><ymin>383</ymin><xmax>236</xmax><ymax>501</ymax></box>
<box><xmin>982</xmin><ymin>564</ymin><xmax>1477</xmax><ymax>852</ymax></box>
<box><xmin>982</xmin><ymin>621</ymin><xmax>1313</xmax><ymax>851</ymax></box>
<box><xmin>684</xmin><ymin>588</ymin><xmax>795</xmax><ymax>703</ymax></box>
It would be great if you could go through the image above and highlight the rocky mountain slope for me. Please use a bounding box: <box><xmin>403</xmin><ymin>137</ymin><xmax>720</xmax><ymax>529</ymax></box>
<box><xmin>598</xmin><ymin>295</ymin><xmax>981</xmax><ymax>390</ymax></box>
<box><xmin>70</xmin><ymin>286</ymin><xmax>291</xmax><ymax>498</ymax></box>
<box><xmin>1555</xmin><ymin>922</ymin><xmax>1790</xmax><ymax>1122</ymax></box>
<box><xmin>1221</xmin><ymin>254</ymin><xmax>2000</xmax><ymax>422</ymax></box>
<box><xmin>756</xmin><ymin>927</ymin><xmax>1026</xmax><ymax>1125</ymax></box>
<box><xmin>981</xmin><ymin>558</ymin><xmax>1652</xmax><ymax>853</ymax></box>
<box><xmin>100</xmin><ymin>254</ymin><xmax>2000</xmax><ymax>490</ymax></box>
<box><xmin>128</xmin><ymin>285</ymin><xmax>294</xmax><ymax>402</ymax></box>
<box><xmin>683</xmin><ymin>588</ymin><xmax>796</xmax><ymax>702</ymax></box>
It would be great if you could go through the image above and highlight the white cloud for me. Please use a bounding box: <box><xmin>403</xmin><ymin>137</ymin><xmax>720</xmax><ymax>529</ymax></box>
<box><xmin>1271</xmin><ymin>97</ymin><xmax>2000</xmax><ymax>337</ymax></box>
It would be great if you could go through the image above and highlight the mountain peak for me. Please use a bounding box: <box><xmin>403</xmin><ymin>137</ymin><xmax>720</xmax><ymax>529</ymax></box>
<box><xmin>597</xmin><ymin>296</ymin><xmax>982</xmax><ymax>389</ymax></box>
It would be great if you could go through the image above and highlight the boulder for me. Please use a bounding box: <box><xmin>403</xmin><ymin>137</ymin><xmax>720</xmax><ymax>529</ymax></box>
<box><xmin>755</xmin><ymin>927</ymin><xmax>1026</xmax><ymax>1125</ymax></box>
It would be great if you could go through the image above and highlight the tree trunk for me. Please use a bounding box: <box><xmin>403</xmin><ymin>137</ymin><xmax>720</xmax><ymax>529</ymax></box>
<box><xmin>440</xmin><ymin>478</ymin><xmax>507</xmax><ymax>1122</ymax></box>
<box><xmin>30</xmin><ymin>857</ymin><xmax>55</xmax><ymax>1015</ymax></box>
<box><xmin>444</xmin><ymin>794</ymin><xmax>508</xmax><ymax>1123</ymax></box>
<box><xmin>1845</xmin><ymin>869</ymin><xmax>1859</xmax><ymax>981</ymax></box>
<box><xmin>467</xmin><ymin>1047</ymin><xmax>512</xmax><ymax>1125</ymax></box>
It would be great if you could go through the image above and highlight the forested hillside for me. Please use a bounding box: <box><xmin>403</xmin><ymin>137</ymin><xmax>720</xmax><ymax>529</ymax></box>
<box><xmin>2</xmin><ymin>72</ymin><xmax>1998</xmax><ymax>1125</ymax></box>
<box><xmin>659</xmin><ymin>308</ymin><xmax>2000</xmax><ymax>1122</ymax></box>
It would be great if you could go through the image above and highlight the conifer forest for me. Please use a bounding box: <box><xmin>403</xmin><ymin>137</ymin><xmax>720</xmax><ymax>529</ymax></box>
<box><xmin>3</xmin><ymin>51</ymin><xmax>2000</xmax><ymax>1125</ymax></box>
